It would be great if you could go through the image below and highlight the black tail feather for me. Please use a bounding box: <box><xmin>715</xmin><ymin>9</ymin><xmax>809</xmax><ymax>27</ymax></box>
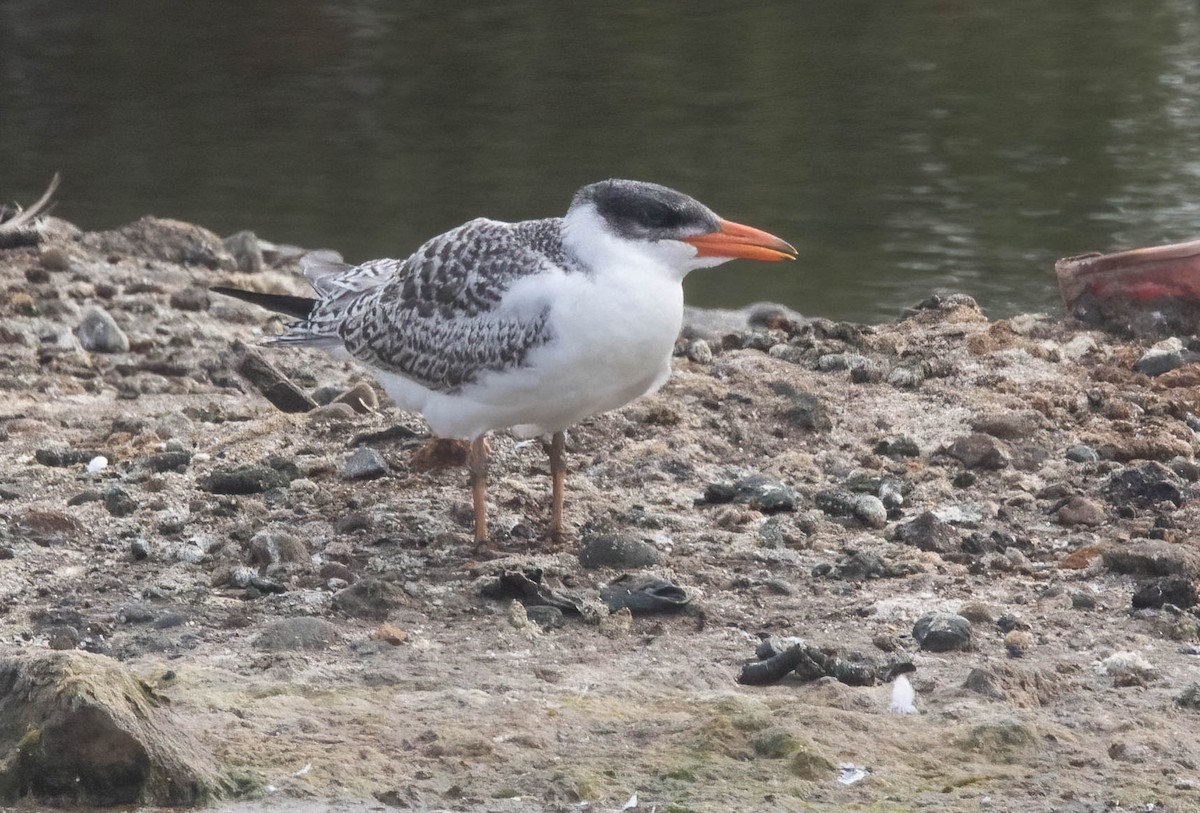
<box><xmin>210</xmin><ymin>286</ymin><xmax>317</xmax><ymax>320</ymax></box>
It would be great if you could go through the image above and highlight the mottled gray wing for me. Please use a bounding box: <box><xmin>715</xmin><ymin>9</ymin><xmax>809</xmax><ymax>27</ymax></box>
<box><xmin>290</xmin><ymin>218</ymin><xmax>570</xmax><ymax>393</ymax></box>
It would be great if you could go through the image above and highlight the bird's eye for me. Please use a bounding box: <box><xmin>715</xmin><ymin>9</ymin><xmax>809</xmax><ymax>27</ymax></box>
<box><xmin>640</xmin><ymin>202</ymin><xmax>678</xmax><ymax>229</ymax></box>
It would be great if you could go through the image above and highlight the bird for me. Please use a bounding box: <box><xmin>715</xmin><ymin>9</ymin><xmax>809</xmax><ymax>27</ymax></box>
<box><xmin>213</xmin><ymin>179</ymin><xmax>796</xmax><ymax>545</ymax></box>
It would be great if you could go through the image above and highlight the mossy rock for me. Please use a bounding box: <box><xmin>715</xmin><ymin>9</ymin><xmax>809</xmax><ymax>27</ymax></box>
<box><xmin>0</xmin><ymin>648</ymin><xmax>222</xmax><ymax>806</ymax></box>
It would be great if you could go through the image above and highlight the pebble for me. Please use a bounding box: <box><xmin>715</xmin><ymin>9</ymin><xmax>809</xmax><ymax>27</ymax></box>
<box><xmin>334</xmin><ymin>382</ymin><xmax>379</xmax><ymax>414</ymax></box>
<box><xmin>254</xmin><ymin>617</ymin><xmax>341</xmax><ymax>652</ymax></box>
<box><xmin>1070</xmin><ymin>591</ymin><xmax>1097</xmax><ymax>610</ymax></box>
<box><xmin>852</xmin><ymin>495</ymin><xmax>887</xmax><ymax>529</ymax></box>
<box><xmin>874</xmin><ymin>436</ymin><xmax>920</xmax><ymax>458</ymax></box>
<box><xmin>687</xmin><ymin>339</ymin><xmax>713</xmax><ymax>364</ymax></box>
<box><xmin>813</xmin><ymin>489</ymin><xmax>857</xmax><ymax>518</ymax></box>
<box><xmin>525</xmin><ymin>605</ymin><xmax>565</xmax><ymax>630</ymax></box>
<box><xmin>130</xmin><ymin>538</ymin><xmax>151</xmax><ymax>561</ymax></box>
<box><xmin>332</xmin><ymin>577</ymin><xmax>405</xmax><ymax>619</ymax></box>
<box><xmin>887</xmin><ymin>365</ymin><xmax>926</xmax><ymax>389</ymax></box>
<box><xmin>342</xmin><ymin>447</ymin><xmax>389</xmax><ymax>480</ymax></box>
<box><xmin>77</xmin><ymin>305</ymin><xmax>129</xmax><ymax>353</ymax></box>
<box><xmin>103</xmin><ymin>486</ymin><xmax>138</xmax><ymax>517</ymax></box>
<box><xmin>118</xmin><ymin>603</ymin><xmax>157</xmax><ymax>624</ymax></box>
<box><xmin>770</xmin><ymin>381</ymin><xmax>831</xmax><ymax>432</ymax></box>
<box><xmin>1103</xmin><ymin>539</ymin><xmax>1200</xmax><ymax>579</ymax></box>
<box><xmin>1104</xmin><ymin>462</ymin><xmax>1185</xmax><ymax>510</ymax></box>
<box><xmin>1065</xmin><ymin>444</ymin><xmax>1100</xmax><ymax>463</ymax></box>
<box><xmin>912</xmin><ymin>611</ymin><xmax>972</xmax><ymax>652</ymax></box>
<box><xmin>143</xmin><ymin>450</ymin><xmax>192</xmax><ymax>473</ymax></box>
<box><xmin>1056</xmin><ymin>496</ymin><xmax>1106</xmax><ymax>527</ymax></box>
<box><xmin>224</xmin><ymin>230</ymin><xmax>264</xmax><ymax>273</ymax></box>
<box><xmin>942</xmin><ymin>433</ymin><xmax>1011</xmax><ymax>470</ymax></box>
<box><xmin>308</xmin><ymin>403</ymin><xmax>357</xmax><ymax>423</ymax></box>
<box><xmin>67</xmin><ymin>490</ymin><xmax>104</xmax><ymax>507</ymax></box>
<box><xmin>46</xmin><ymin>625</ymin><xmax>81</xmax><ymax>650</ymax></box>
<box><xmin>200</xmin><ymin>465</ymin><xmax>288</xmax><ymax>495</ymax></box>
<box><xmin>39</xmin><ymin>246</ymin><xmax>71</xmax><ymax>271</ymax></box>
<box><xmin>891</xmin><ymin>511</ymin><xmax>959</xmax><ymax>553</ymax></box>
<box><xmin>703</xmin><ymin>475</ymin><xmax>796</xmax><ymax>513</ymax></box>
<box><xmin>1133</xmin><ymin>337</ymin><xmax>1186</xmax><ymax>376</ymax></box>
<box><xmin>168</xmin><ymin>286</ymin><xmax>211</xmax><ymax>311</ymax></box>
<box><xmin>1131</xmin><ymin>577</ymin><xmax>1198</xmax><ymax>610</ymax></box>
<box><xmin>579</xmin><ymin>533</ymin><xmax>661</xmax><ymax>569</ymax></box>
<box><xmin>247</xmin><ymin>530</ymin><xmax>310</xmax><ymax>566</ymax></box>
<box><xmin>970</xmin><ymin>410</ymin><xmax>1041</xmax><ymax>440</ymax></box>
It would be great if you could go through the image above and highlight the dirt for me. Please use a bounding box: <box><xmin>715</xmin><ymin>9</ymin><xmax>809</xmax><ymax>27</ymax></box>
<box><xmin>2</xmin><ymin>216</ymin><xmax>1200</xmax><ymax>812</ymax></box>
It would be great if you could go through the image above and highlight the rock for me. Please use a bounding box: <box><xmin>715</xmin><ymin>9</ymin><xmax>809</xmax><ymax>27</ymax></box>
<box><xmin>970</xmin><ymin>410</ymin><xmax>1041</xmax><ymax>440</ymax></box>
<box><xmin>852</xmin><ymin>495</ymin><xmax>888</xmax><ymax>529</ymax></box>
<box><xmin>247</xmin><ymin>530</ymin><xmax>309</xmax><ymax>567</ymax></box>
<box><xmin>77</xmin><ymin>306</ymin><xmax>129</xmax><ymax>354</ymax></box>
<box><xmin>1134</xmin><ymin>337</ymin><xmax>1186</xmax><ymax>376</ymax></box>
<box><xmin>1177</xmin><ymin>684</ymin><xmax>1200</xmax><ymax>711</ymax></box>
<box><xmin>0</xmin><ymin>649</ymin><xmax>216</xmax><ymax>805</ymax></box>
<box><xmin>35</xmin><ymin>447</ymin><xmax>109</xmax><ymax>468</ymax></box>
<box><xmin>687</xmin><ymin>339</ymin><xmax>713</xmax><ymax>364</ymax></box>
<box><xmin>524</xmin><ymin>605</ymin><xmax>565</xmax><ymax>630</ymax></box>
<box><xmin>942</xmin><ymin>433</ymin><xmax>1011</xmax><ymax>470</ymax></box>
<box><xmin>39</xmin><ymin>246</ymin><xmax>71</xmax><ymax>272</ymax></box>
<box><xmin>892</xmin><ymin>511</ymin><xmax>959</xmax><ymax>553</ymax></box>
<box><xmin>1057</xmin><ymin>496</ymin><xmax>1106</xmax><ymax>527</ymax></box>
<box><xmin>1131</xmin><ymin>577</ymin><xmax>1198</xmax><ymax>610</ymax></box>
<box><xmin>874</xmin><ymin>436</ymin><xmax>920</xmax><ymax>458</ymax></box>
<box><xmin>168</xmin><ymin>286</ymin><xmax>210</xmax><ymax>312</ymax></box>
<box><xmin>1103</xmin><ymin>539</ymin><xmax>1200</xmax><ymax>578</ymax></box>
<box><xmin>236</xmin><ymin>347</ymin><xmax>317</xmax><ymax>413</ymax></box>
<box><xmin>703</xmin><ymin>475</ymin><xmax>796</xmax><ymax>513</ymax></box>
<box><xmin>1070</xmin><ymin>591</ymin><xmax>1098</xmax><ymax>610</ymax></box>
<box><xmin>223</xmin><ymin>230</ymin><xmax>264</xmax><ymax>274</ymax></box>
<box><xmin>12</xmin><ymin>509</ymin><xmax>84</xmax><ymax>547</ymax></box>
<box><xmin>142</xmin><ymin>450</ymin><xmax>192</xmax><ymax>473</ymax></box>
<box><xmin>912</xmin><ymin>611</ymin><xmax>972</xmax><ymax>652</ymax></box>
<box><xmin>103</xmin><ymin>486</ymin><xmax>138</xmax><ymax>518</ymax></box>
<box><xmin>254</xmin><ymin>617</ymin><xmax>342</xmax><ymax>651</ymax></box>
<box><xmin>964</xmin><ymin>663</ymin><xmax>1060</xmax><ymax>707</ymax></box>
<box><xmin>333</xmin><ymin>381</ymin><xmax>378</xmax><ymax>414</ymax></box>
<box><xmin>199</xmin><ymin>465</ymin><xmax>288</xmax><ymax>495</ymax></box>
<box><xmin>342</xmin><ymin>447</ymin><xmax>389</xmax><ymax>481</ymax></box>
<box><xmin>1104</xmin><ymin>462</ymin><xmax>1185</xmax><ymax>510</ymax></box>
<box><xmin>1066</xmin><ymin>444</ymin><xmax>1100</xmax><ymax>463</ymax></box>
<box><xmin>308</xmin><ymin>403</ymin><xmax>358</xmax><ymax>424</ymax></box>
<box><xmin>770</xmin><ymin>382</ymin><xmax>831</xmax><ymax>432</ymax></box>
<box><xmin>333</xmin><ymin>578</ymin><xmax>405</xmax><ymax>619</ymax></box>
<box><xmin>887</xmin><ymin>365</ymin><xmax>926</xmax><ymax>388</ymax></box>
<box><xmin>83</xmin><ymin>216</ymin><xmax>232</xmax><ymax>268</ymax></box>
<box><xmin>579</xmin><ymin>533</ymin><xmax>661</xmax><ymax>569</ymax></box>
<box><xmin>813</xmin><ymin>489</ymin><xmax>856</xmax><ymax>518</ymax></box>
<box><xmin>45</xmin><ymin>625</ymin><xmax>80</xmax><ymax>651</ymax></box>
<box><xmin>118</xmin><ymin>603</ymin><xmax>157</xmax><ymax>624</ymax></box>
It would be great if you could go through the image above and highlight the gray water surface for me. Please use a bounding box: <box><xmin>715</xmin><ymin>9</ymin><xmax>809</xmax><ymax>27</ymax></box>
<box><xmin>6</xmin><ymin>0</ymin><xmax>1200</xmax><ymax>322</ymax></box>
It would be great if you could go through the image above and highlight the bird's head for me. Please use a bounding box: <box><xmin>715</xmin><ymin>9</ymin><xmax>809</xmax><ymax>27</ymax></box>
<box><xmin>563</xmin><ymin>179</ymin><xmax>796</xmax><ymax>277</ymax></box>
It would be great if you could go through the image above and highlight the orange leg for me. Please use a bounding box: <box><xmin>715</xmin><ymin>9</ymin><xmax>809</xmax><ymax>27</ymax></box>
<box><xmin>467</xmin><ymin>435</ymin><xmax>490</xmax><ymax>544</ymax></box>
<box><xmin>543</xmin><ymin>431</ymin><xmax>566</xmax><ymax>544</ymax></box>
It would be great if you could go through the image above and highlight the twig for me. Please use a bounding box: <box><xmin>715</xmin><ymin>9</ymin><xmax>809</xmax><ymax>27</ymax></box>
<box><xmin>0</xmin><ymin>173</ymin><xmax>61</xmax><ymax>234</ymax></box>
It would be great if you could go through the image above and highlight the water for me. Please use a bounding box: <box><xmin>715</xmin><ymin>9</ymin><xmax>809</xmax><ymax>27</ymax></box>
<box><xmin>6</xmin><ymin>0</ymin><xmax>1200</xmax><ymax>323</ymax></box>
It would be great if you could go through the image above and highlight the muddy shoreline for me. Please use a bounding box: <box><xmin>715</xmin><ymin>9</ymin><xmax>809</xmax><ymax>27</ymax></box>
<box><xmin>2</xmin><ymin>216</ymin><xmax>1200</xmax><ymax>812</ymax></box>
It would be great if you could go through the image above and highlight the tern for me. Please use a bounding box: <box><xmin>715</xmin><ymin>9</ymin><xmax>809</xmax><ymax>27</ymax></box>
<box><xmin>214</xmin><ymin>179</ymin><xmax>796</xmax><ymax>545</ymax></box>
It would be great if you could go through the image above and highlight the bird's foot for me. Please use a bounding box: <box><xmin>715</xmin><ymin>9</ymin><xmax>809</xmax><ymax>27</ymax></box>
<box><xmin>409</xmin><ymin>438</ymin><xmax>470</xmax><ymax>471</ymax></box>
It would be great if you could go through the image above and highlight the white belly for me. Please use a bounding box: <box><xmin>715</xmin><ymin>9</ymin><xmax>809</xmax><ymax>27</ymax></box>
<box><xmin>386</xmin><ymin>267</ymin><xmax>684</xmax><ymax>439</ymax></box>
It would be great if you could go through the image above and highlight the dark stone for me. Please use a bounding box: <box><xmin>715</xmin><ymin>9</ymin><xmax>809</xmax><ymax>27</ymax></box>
<box><xmin>77</xmin><ymin>306</ymin><xmax>129</xmax><ymax>354</ymax></box>
<box><xmin>333</xmin><ymin>578</ymin><xmax>405</xmax><ymax>620</ymax></box>
<box><xmin>236</xmin><ymin>347</ymin><xmax>316</xmax><ymax>413</ymax></box>
<box><xmin>199</xmin><ymin>465</ymin><xmax>288</xmax><ymax>495</ymax></box>
<box><xmin>152</xmin><ymin>613</ymin><xmax>189</xmax><ymax>630</ymax></box>
<box><xmin>524</xmin><ymin>605</ymin><xmax>565</xmax><ymax>630</ymax></box>
<box><xmin>67</xmin><ymin>490</ymin><xmax>104</xmax><ymax>507</ymax></box>
<box><xmin>769</xmin><ymin>381</ymin><xmax>831</xmax><ymax>432</ymax></box>
<box><xmin>342</xmin><ymin>448</ymin><xmax>389</xmax><ymax>481</ymax></box>
<box><xmin>1134</xmin><ymin>343</ymin><xmax>1187</xmax><ymax>376</ymax></box>
<box><xmin>702</xmin><ymin>475</ymin><xmax>795</xmax><ymax>513</ymax></box>
<box><xmin>35</xmin><ymin>448</ymin><xmax>109</xmax><ymax>468</ymax></box>
<box><xmin>912</xmin><ymin>612</ymin><xmax>972</xmax><ymax>652</ymax></box>
<box><xmin>1132</xmin><ymin>577</ymin><xmax>1198</xmax><ymax>610</ymax></box>
<box><xmin>1102</xmin><ymin>539</ymin><xmax>1200</xmax><ymax>578</ymax></box>
<box><xmin>130</xmin><ymin>539</ymin><xmax>151</xmax><ymax>561</ymax></box>
<box><xmin>117</xmin><ymin>604</ymin><xmax>156</xmax><ymax>624</ymax></box>
<box><xmin>1104</xmin><ymin>462</ymin><xmax>1185</xmax><ymax>510</ymax></box>
<box><xmin>254</xmin><ymin>617</ymin><xmax>342</xmax><ymax>652</ymax></box>
<box><xmin>874</xmin><ymin>436</ymin><xmax>920</xmax><ymax>458</ymax></box>
<box><xmin>813</xmin><ymin>489</ymin><xmax>857</xmax><ymax>518</ymax></box>
<box><xmin>1070</xmin><ymin>591</ymin><xmax>1097</xmax><ymax>610</ymax></box>
<box><xmin>103</xmin><ymin>487</ymin><xmax>137</xmax><ymax>518</ymax></box>
<box><xmin>45</xmin><ymin>625</ymin><xmax>80</xmax><ymax>651</ymax></box>
<box><xmin>579</xmin><ymin>533</ymin><xmax>661</xmax><ymax>569</ymax></box>
<box><xmin>892</xmin><ymin>511</ymin><xmax>959</xmax><ymax>553</ymax></box>
<box><xmin>142</xmin><ymin>451</ymin><xmax>192</xmax><ymax>473</ymax></box>
<box><xmin>1066</xmin><ymin>445</ymin><xmax>1100</xmax><ymax>463</ymax></box>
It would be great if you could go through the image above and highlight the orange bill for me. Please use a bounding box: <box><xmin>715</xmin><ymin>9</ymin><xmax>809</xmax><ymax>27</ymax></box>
<box><xmin>682</xmin><ymin>219</ymin><xmax>797</xmax><ymax>262</ymax></box>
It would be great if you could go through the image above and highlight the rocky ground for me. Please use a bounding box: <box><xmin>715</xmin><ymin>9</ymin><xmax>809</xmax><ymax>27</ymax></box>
<box><xmin>2</xmin><ymin>215</ymin><xmax>1200</xmax><ymax>813</ymax></box>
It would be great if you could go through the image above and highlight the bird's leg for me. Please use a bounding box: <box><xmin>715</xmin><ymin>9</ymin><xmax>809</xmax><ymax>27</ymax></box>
<box><xmin>467</xmin><ymin>435</ymin><xmax>490</xmax><ymax>544</ymax></box>
<box><xmin>542</xmin><ymin>430</ymin><xmax>567</xmax><ymax>544</ymax></box>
